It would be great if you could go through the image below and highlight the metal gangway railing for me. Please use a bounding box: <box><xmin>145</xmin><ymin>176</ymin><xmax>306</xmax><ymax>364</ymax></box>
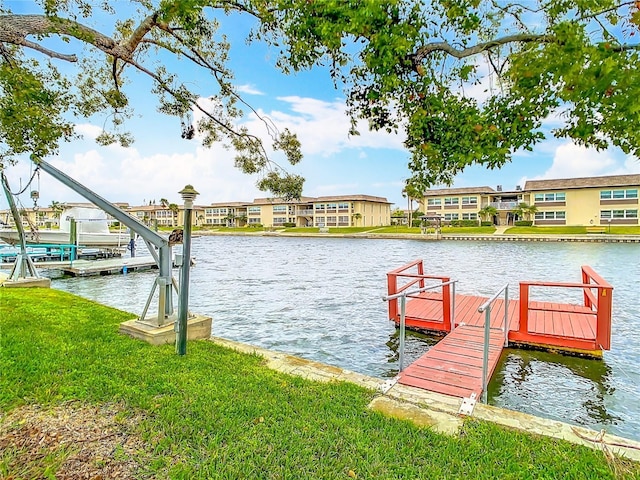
<box><xmin>477</xmin><ymin>284</ymin><xmax>510</xmax><ymax>403</ymax></box>
<box><xmin>382</xmin><ymin>280</ymin><xmax>458</xmax><ymax>373</ymax></box>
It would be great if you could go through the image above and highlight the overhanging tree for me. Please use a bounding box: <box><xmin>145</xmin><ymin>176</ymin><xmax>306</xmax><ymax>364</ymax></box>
<box><xmin>1</xmin><ymin>1</ymin><xmax>639</xmax><ymax>194</ymax></box>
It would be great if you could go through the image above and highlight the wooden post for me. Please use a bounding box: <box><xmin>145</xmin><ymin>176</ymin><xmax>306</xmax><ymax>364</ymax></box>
<box><xmin>582</xmin><ymin>267</ymin><xmax>592</xmax><ymax>308</ymax></box>
<box><xmin>417</xmin><ymin>260</ymin><xmax>425</xmax><ymax>289</ymax></box>
<box><xmin>442</xmin><ymin>277</ymin><xmax>451</xmax><ymax>331</ymax></box>
<box><xmin>387</xmin><ymin>273</ymin><xmax>398</xmax><ymax>320</ymax></box>
<box><xmin>596</xmin><ymin>286</ymin><xmax>612</xmax><ymax>350</ymax></box>
<box><xmin>519</xmin><ymin>282</ymin><xmax>529</xmax><ymax>334</ymax></box>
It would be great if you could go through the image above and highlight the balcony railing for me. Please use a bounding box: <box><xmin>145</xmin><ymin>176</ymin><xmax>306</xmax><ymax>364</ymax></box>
<box><xmin>297</xmin><ymin>209</ymin><xmax>314</xmax><ymax>216</ymax></box>
<box><xmin>489</xmin><ymin>201</ymin><xmax>518</xmax><ymax>210</ymax></box>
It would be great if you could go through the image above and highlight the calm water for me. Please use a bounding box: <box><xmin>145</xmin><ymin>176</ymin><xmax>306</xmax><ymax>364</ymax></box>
<box><xmin>47</xmin><ymin>236</ymin><xmax>640</xmax><ymax>440</ymax></box>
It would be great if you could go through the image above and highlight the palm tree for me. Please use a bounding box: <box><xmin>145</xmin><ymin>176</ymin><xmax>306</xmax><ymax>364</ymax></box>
<box><xmin>512</xmin><ymin>202</ymin><xmax>538</xmax><ymax>222</ymax></box>
<box><xmin>236</xmin><ymin>214</ymin><xmax>247</xmax><ymax>227</ymax></box>
<box><xmin>223</xmin><ymin>212</ymin><xmax>235</xmax><ymax>227</ymax></box>
<box><xmin>402</xmin><ymin>182</ymin><xmax>423</xmax><ymax>226</ymax></box>
<box><xmin>168</xmin><ymin>203</ymin><xmax>179</xmax><ymax>226</ymax></box>
<box><xmin>49</xmin><ymin>200</ymin><xmax>64</xmax><ymax>228</ymax></box>
<box><xmin>159</xmin><ymin>198</ymin><xmax>169</xmax><ymax>209</ymax></box>
<box><xmin>352</xmin><ymin>212</ymin><xmax>362</xmax><ymax>227</ymax></box>
<box><xmin>478</xmin><ymin>205</ymin><xmax>498</xmax><ymax>224</ymax></box>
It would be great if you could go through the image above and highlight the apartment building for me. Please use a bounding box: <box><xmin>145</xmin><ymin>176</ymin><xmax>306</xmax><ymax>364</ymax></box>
<box><xmin>207</xmin><ymin>195</ymin><xmax>391</xmax><ymax>228</ymax></box>
<box><xmin>2</xmin><ymin>195</ymin><xmax>392</xmax><ymax>230</ymax></box>
<box><xmin>421</xmin><ymin>174</ymin><xmax>640</xmax><ymax>227</ymax></box>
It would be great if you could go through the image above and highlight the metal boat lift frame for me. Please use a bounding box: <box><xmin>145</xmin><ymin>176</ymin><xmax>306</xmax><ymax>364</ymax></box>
<box><xmin>31</xmin><ymin>155</ymin><xmax>176</xmax><ymax>326</ymax></box>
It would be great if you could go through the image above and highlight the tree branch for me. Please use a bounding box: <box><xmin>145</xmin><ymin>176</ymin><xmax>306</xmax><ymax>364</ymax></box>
<box><xmin>412</xmin><ymin>33</ymin><xmax>555</xmax><ymax>65</ymax></box>
<box><xmin>15</xmin><ymin>37</ymin><xmax>77</xmax><ymax>61</ymax></box>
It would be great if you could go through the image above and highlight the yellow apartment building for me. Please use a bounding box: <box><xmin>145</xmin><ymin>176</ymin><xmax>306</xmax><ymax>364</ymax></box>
<box><xmin>421</xmin><ymin>174</ymin><xmax>640</xmax><ymax>227</ymax></box>
<box><xmin>2</xmin><ymin>195</ymin><xmax>391</xmax><ymax>230</ymax></box>
<box><xmin>206</xmin><ymin>195</ymin><xmax>391</xmax><ymax>228</ymax></box>
<box><xmin>525</xmin><ymin>175</ymin><xmax>639</xmax><ymax>227</ymax></box>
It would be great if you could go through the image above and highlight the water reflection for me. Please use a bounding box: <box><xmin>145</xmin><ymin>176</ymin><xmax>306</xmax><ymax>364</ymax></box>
<box><xmin>490</xmin><ymin>349</ymin><xmax>621</xmax><ymax>430</ymax></box>
<box><xmin>384</xmin><ymin>330</ymin><xmax>440</xmax><ymax>377</ymax></box>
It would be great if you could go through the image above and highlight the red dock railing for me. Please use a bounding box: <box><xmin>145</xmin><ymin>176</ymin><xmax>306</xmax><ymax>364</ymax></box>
<box><xmin>514</xmin><ymin>265</ymin><xmax>613</xmax><ymax>351</ymax></box>
<box><xmin>386</xmin><ymin>259</ymin><xmax>453</xmax><ymax>332</ymax></box>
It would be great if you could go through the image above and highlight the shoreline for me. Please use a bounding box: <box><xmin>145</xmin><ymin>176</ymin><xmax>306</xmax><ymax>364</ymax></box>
<box><xmin>193</xmin><ymin>229</ymin><xmax>640</xmax><ymax>243</ymax></box>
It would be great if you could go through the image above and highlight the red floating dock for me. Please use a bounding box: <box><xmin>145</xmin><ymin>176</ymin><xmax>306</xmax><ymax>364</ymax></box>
<box><xmin>386</xmin><ymin>260</ymin><xmax>613</xmax><ymax>399</ymax></box>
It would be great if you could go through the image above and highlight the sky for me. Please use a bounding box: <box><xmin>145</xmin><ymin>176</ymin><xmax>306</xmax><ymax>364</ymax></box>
<box><xmin>2</xmin><ymin>2</ymin><xmax>639</xmax><ymax>213</ymax></box>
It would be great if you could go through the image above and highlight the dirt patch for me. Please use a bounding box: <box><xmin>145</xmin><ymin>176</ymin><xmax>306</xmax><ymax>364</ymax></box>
<box><xmin>0</xmin><ymin>402</ymin><xmax>148</xmax><ymax>479</ymax></box>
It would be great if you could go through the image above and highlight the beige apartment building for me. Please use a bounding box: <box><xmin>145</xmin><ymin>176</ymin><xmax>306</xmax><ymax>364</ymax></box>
<box><xmin>421</xmin><ymin>174</ymin><xmax>640</xmax><ymax>227</ymax></box>
<box><xmin>2</xmin><ymin>195</ymin><xmax>391</xmax><ymax>230</ymax></box>
<box><xmin>204</xmin><ymin>195</ymin><xmax>391</xmax><ymax>228</ymax></box>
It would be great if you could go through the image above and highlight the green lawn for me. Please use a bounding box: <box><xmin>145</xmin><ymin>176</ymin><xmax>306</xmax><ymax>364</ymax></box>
<box><xmin>1</xmin><ymin>289</ymin><xmax>636</xmax><ymax>479</ymax></box>
<box><xmin>505</xmin><ymin>225</ymin><xmax>640</xmax><ymax>235</ymax></box>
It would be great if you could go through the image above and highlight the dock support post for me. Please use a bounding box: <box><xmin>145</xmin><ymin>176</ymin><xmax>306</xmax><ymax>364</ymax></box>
<box><xmin>398</xmin><ymin>294</ymin><xmax>406</xmax><ymax>372</ymax></box>
<box><xmin>481</xmin><ymin>308</ymin><xmax>491</xmax><ymax>403</ymax></box>
<box><xmin>504</xmin><ymin>285</ymin><xmax>509</xmax><ymax>347</ymax></box>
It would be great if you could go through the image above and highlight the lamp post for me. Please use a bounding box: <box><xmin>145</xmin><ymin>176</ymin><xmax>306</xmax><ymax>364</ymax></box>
<box><xmin>176</xmin><ymin>184</ymin><xmax>199</xmax><ymax>355</ymax></box>
<box><xmin>608</xmin><ymin>218</ymin><xmax>611</xmax><ymax>234</ymax></box>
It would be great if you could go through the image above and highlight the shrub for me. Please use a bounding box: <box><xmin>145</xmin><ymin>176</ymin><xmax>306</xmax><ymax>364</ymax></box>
<box><xmin>450</xmin><ymin>220</ymin><xmax>479</xmax><ymax>227</ymax></box>
<box><xmin>514</xmin><ymin>220</ymin><xmax>533</xmax><ymax>226</ymax></box>
<box><xmin>480</xmin><ymin>221</ymin><xmax>493</xmax><ymax>226</ymax></box>
<box><xmin>283</xmin><ymin>222</ymin><xmax>296</xmax><ymax>227</ymax></box>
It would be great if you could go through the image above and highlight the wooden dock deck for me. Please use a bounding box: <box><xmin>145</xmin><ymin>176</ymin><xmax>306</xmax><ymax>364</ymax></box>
<box><xmin>387</xmin><ymin>260</ymin><xmax>613</xmax><ymax>400</ymax></box>
<box><xmin>58</xmin><ymin>256</ymin><xmax>157</xmax><ymax>277</ymax></box>
<box><xmin>399</xmin><ymin>325</ymin><xmax>505</xmax><ymax>398</ymax></box>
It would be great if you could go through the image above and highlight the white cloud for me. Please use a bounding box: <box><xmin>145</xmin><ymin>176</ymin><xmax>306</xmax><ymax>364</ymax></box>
<box><xmin>248</xmin><ymin>96</ymin><xmax>405</xmax><ymax>156</ymax></box>
<box><xmin>518</xmin><ymin>141</ymin><xmax>640</xmax><ymax>186</ymax></box>
<box><xmin>2</xmin><ymin>142</ymin><xmax>264</xmax><ymax>208</ymax></box>
<box><xmin>235</xmin><ymin>84</ymin><xmax>264</xmax><ymax>95</ymax></box>
<box><xmin>74</xmin><ymin>123</ymin><xmax>103</xmax><ymax>139</ymax></box>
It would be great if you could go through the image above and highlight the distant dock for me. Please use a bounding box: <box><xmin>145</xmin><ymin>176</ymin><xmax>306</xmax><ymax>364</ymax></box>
<box><xmin>56</xmin><ymin>256</ymin><xmax>157</xmax><ymax>277</ymax></box>
<box><xmin>0</xmin><ymin>255</ymin><xmax>157</xmax><ymax>277</ymax></box>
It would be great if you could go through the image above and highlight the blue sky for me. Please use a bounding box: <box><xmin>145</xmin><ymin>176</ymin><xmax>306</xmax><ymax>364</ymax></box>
<box><xmin>2</xmin><ymin>2</ymin><xmax>639</xmax><ymax>213</ymax></box>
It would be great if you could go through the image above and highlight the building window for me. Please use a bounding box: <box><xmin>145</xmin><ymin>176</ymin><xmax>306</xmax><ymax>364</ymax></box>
<box><xmin>315</xmin><ymin>216</ymin><xmax>325</xmax><ymax>226</ymax></box>
<box><xmin>444</xmin><ymin>197</ymin><xmax>459</xmax><ymax>206</ymax></box>
<box><xmin>444</xmin><ymin>213</ymin><xmax>459</xmax><ymax>221</ymax></box>
<box><xmin>273</xmin><ymin>217</ymin><xmax>287</xmax><ymax>224</ymax></box>
<box><xmin>461</xmin><ymin>196</ymin><xmax>478</xmax><ymax>205</ymax></box>
<box><xmin>248</xmin><ymin>206</ymin><xmax>261</xmax><ymax>214</ymax></box>
<box><xmin>338</xmin><ymin>215</ymin><xmax>349</xmax><ymax>225</ymax></box>
<box><xmin>427</xmin><ymin>198</ymin><xmax>442</xmax><ymax>206</ymax></box>
<box><xmin>601</xmin><ymin>189</ymin><xmax>638</xmax><ymax>200</ymax></box>
<box><xmin>535</xmin><ymin>211</ymin><xmax>566</xmax><ymax>220</ymax></box>
<box><xmin>272</xmin><ymin>205</ymin><xmax>287</xmax><ymax>213</ymax></box>
<box><xmin>534</xmin><ymin>192</ymin><xmax>565</xmax><ymax>202</ymax></box>
<box><xmin>314</xmin><ymin>204</ymin><xmax>325</xmax><ymax>211</ymax></box>
<box><xmin>601</xmin><ymin>209</ymin><xmax>637</xmax><ymax>219</ymax></box>
<box><xmin>326</xmin><ymin>216</ymin><xmax>337</xmax><ymax>225</ymax></box>
<box><xmin>248</xmin><ymin>217</ymin><xmax>261</xmax><ymax>224</ymax></box>
<box><xmin>462</xmin><ymin>213</ymin><xmax>478</xmax><ymax>220</ymax></box>
<box><xmin>338</xmin><ymin>203</ymin><xmax>349</xmax><ymax>210</ymax></box>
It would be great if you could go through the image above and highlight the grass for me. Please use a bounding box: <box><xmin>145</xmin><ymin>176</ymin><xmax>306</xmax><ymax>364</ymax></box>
<box><xmin>282</xmin><ymin>226</ymin><xmax>377</xmax><ymax>234</ymax></box>
<box><xmin>505</xmin><ymin>226</ymin><xmax>640</xmax><ymax>235</ymax></box>
<box><xmin>1</xmin><ymin>289</ymin><xmax>637</xmax><ymax>479</ymax></box>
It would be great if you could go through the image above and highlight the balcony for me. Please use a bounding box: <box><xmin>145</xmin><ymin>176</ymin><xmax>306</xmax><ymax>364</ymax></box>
<box><xmin>297</xmin><ymin>209</ymin><xmax>314</xmax><ymax>216</ymax></box>
<box><xmin>489</xmin><ymin>201</ymin><xmax>518</xmax><ymax>210</ymax></box>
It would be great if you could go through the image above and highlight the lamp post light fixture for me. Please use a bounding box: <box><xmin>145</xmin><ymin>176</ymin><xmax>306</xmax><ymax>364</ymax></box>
<box><xmin>176</xmin><ymin>184</ymin><xmax>199</xmax><ymax>355</ymax></box>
